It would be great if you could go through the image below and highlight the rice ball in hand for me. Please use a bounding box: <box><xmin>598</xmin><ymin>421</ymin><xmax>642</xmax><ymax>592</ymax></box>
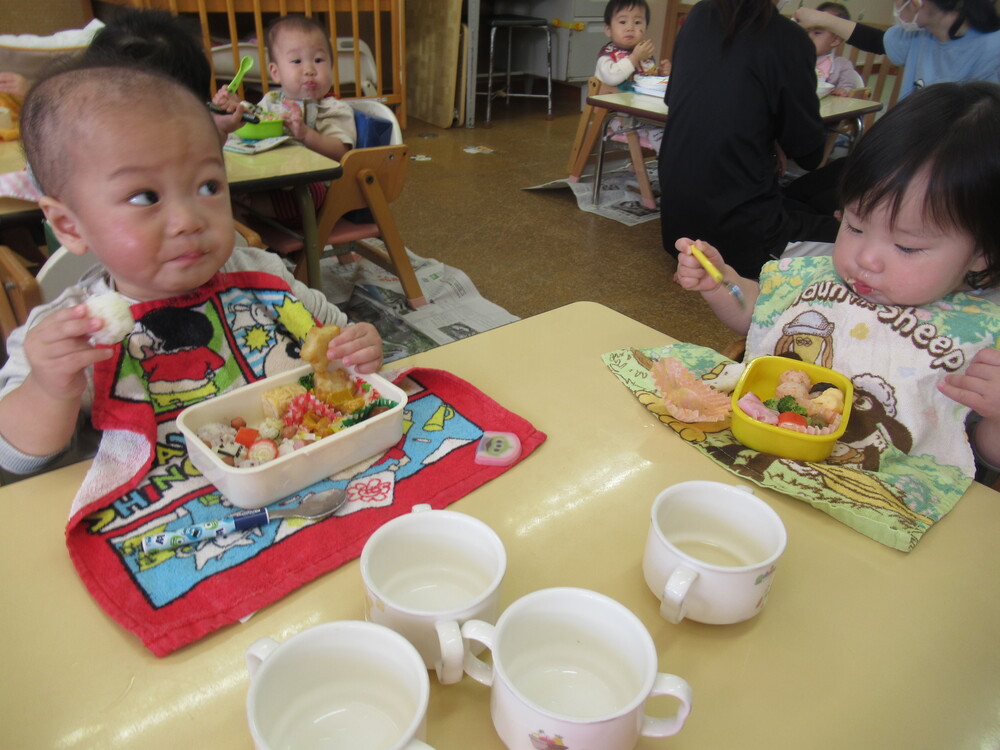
<box><xmin>86</xmin><ymin>292</ymin><xmax>134</xmax><ymax>345</ymax></box>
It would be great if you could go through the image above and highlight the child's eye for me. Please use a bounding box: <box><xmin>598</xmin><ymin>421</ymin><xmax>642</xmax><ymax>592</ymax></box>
<box><xmin>844</xmin><ymin>222</ymin><xmax>862</xmax><ymax>235</ymax></box>
<box><xmin>895</xmin><ymin>244</ymin><xmax>925</xmax><ymax>254</ymax></box>
<box><xmin>128</xmin><ymin>190</ymin><xmax>158</xmax><ymax>206</ymax></box>
<box><xmin>199</xmin><ymin>180</ymin><xmax>222</xmax><ymax>197</ymax></box>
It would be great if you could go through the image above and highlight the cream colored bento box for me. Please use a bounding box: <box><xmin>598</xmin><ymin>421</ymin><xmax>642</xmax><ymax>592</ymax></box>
<box><xmin>178</xmin><ymin>364</ymin><xmax>407</xmax><ymax>509</ymax></box>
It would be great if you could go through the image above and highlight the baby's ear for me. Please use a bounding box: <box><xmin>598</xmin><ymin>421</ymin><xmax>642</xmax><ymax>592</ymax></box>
<box><xmin>38</xmin><ymin>197</ymin><xmax>89</xmax><ymax>256</ymax></box>
<box><xmin>831</xmin><ymin>34</ymin><xmax>844</xmax><ymax>46</ymax></box>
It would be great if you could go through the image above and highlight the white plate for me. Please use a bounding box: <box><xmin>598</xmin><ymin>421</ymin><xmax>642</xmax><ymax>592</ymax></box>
<box><xmin>817</xmin><ymin>81</ymin><xmax>835</xmax><ymax>99</ymax></box>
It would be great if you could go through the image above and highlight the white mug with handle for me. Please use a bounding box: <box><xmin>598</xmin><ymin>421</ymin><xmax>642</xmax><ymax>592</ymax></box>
<box><xmin>361</xmin><ymin>503</ymin><xmax>506</xmax><ymax>684</ymax></box>
<box><xmin>643</xmin><ymin>481</ymin><xmax>787</xmax><ymax>625</ymax></box>
<box><xmin>245</xmin><ymin>620</ymin><xmax>436</xmax><ymax>750</ymax></box>
<box><xmin>462</xmin><ymin>587</ymin><xmax>692</xmax><ymax>750</ymax></box>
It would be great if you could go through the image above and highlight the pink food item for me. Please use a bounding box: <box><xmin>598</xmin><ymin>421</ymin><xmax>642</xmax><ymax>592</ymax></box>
<box><xmin>736</xmin><ymin>392</ymin><xmax>778</xmax><ymax>425</ymax></box>
<box><xmin>652</xmin><ymin>357</ymin><xmax>731</xmax><ymax>423</ymax></box>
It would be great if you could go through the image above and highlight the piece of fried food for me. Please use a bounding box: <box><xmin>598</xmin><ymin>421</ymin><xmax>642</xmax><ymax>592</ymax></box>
<box><xmin>300</xmin><ymin>324</ymin><xmax>341</xmax><ymax>373</ymax></box>
<box><xmin>313</xmin><ymin>368</ymin><xmax>354</xmax><ymax>402</ymax></box>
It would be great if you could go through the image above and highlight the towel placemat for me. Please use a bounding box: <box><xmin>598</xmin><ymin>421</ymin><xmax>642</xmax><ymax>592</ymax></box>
<box><xmin>66</xmin><ymin>367</ymin><xmax>545</xmax><ymax>656</ymax></box>
<box><xmin>604</xmin><ymin>344</ymin><xmax>969</xmax><ymax>552</ymax></box>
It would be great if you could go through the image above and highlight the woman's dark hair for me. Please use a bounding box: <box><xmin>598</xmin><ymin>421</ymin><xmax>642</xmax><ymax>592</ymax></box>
<box><xmin>930</xmin><ymin>0</ymin><xmax>1000</xmax><ymax>38</ymax></box>
<box><xmin>839</xmin><ymin>81</ymin><xmax>1000</xmax><ymax>289</ymax></box>
<box><xmin>709</xmin><ymin>0</ymin><xmax>776</xmax><ymax>45</ymax></box>
<box><xmin>603</xmin><ymin>0</ymin><xmax>652</xmax><ymax>25</ymax></box>
<box><xmin>83</xmin><ymin>8</ymin><xmax>212</xmax><ymax>98</ymax></box>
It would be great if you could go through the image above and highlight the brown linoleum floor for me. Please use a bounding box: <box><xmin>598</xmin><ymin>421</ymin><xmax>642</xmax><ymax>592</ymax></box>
<box><xmin>392</xmin><ymin>87</ymin><xmax>735</xmax><ymax>354</ymax></box>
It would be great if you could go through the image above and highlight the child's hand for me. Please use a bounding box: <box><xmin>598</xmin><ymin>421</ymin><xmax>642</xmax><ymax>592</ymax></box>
<box><xmin>630</xmin><ymin>39</ymin><xmax>655</xmax><ymax>68</ymax></box>
<box><xmin>22</xmin><ymin>304</ymin><xmax>113</xmax><ymax>398</ymax></box>
<box><xmin>939</xmin><ymin>347</ymin><xmax>1000</xmax><ymax>419</ymax></box>
<box><xmin>327</xmin><ymin>323</ymin><xmax>384</xmax><ymax>374</ymax></box>
<box><xmin>831</xmin><ymin>87</ymin><xmax>851</xmax><ymax>97</ymax></box>
<box><xmin>211</xmin><ymin>88</ymin><xmax>247</xmax><ymax>134</ymax></box>
<box><xmin>673</xmin><ymin>238</ymin><xmax>723</xmax><ymax>293</ymax></box>
<box><xmin>659</xmin><ymin>59</ymin><xmax>672</xmax><ymax>76</ymax></box>
<box><xmin>0</xmin><ymin>71</ymin><xmax>28</xmax><ymax>97</ymax></box>
<box><xmin>282</xmin><ymin>99</ymin><xmax>308</xmax><ymax>140</ymax></box>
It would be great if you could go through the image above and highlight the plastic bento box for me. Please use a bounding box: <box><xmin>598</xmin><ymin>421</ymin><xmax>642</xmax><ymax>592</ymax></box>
<box><xmin>730</xmin><ymin>356</ymin><xmax>852</xmax><ymax>462</ymax></box>
<box><xmin>178</xmin><ymin>364</ymin><xmax>407</xmax><ymax>509</ymax></box>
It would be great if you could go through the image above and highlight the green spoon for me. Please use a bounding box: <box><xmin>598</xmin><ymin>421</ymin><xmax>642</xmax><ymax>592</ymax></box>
<box><xmin>226</xmin><ymin>56</ymin><xmax>253</xmax><ymax>92</ymax></box>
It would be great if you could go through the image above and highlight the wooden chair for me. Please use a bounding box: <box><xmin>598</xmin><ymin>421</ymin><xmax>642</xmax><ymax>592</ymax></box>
<box><xmin>247</xmin><ymin>144</ymin><xmax>427</xmax><ymax>308</ymax></box>
<box><xmin>567</xmin><ymin>76</ymin><xmax>658</xmax><ymax>210</ymax></box>
<box><xmin>567</xmin><ymin>76</ymin><xmax>617</xmax><ymax>180</ymax></box>
<box><xmin>0</xmin><ymin>245</ymin><xmax>41</xmax><ymax>344</ymax></box>
<box><xmin>846</xmin><ymin>46</ymin><xmax>903</xmax><ymax>129</ymax></box>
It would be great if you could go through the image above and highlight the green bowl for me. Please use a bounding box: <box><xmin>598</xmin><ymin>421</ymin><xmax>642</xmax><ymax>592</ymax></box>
<box><xmin>234</xmin><ymin>119</ymin><xmax>285</xmax><ymax>140</ymax></box>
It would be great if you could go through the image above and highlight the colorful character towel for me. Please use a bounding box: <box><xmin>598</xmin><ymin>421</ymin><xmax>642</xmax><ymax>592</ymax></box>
<box><xmin>64</xmin><ymin>273</ymin><xmax>545</xmax><ymax>655</ymax></box>
<box><xmin>605</xmin><ymin>258</ymin><xmax>1000</xmax><ymax>552</ymax></box>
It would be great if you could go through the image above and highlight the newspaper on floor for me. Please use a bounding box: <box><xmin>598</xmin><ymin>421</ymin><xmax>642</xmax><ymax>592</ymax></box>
<box><xmin>525</xmin><ymin>164</ymin><xmax>660</xmax><ymax>227</ymax></box>
<box><xmin>317</xmin><ymin>245</ymin><xmax>519</xmax><ymax>362</ymax></box>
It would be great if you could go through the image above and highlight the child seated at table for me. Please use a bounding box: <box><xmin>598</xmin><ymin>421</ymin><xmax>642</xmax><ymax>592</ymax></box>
<box><xmin>0</xmin><ymin>63</ymin><xmax>383</xmax><ymax>477</ymax></box>
<box><xmin>808</xmin><ymin>2</ymin><xmax>864</xmax><ymax>96</ymax></box>
<box><xmin>214</xmin><ymin>14</ymin><xmax>356</xmax><ymax>225</ymax></box>
<box><xmin>595</xmin><ymin>0</ymin><xmax>672</xmax><ymax>155</ymax></box>
<box><xmin>596</xmin><ymin>0</ymin><xmax>671</xmax><ymax>89</ymax></box>
<box><xmin>673</xmin><ymin>81</ymin><xmax>1000</xmax><ymax>477</ymax></box>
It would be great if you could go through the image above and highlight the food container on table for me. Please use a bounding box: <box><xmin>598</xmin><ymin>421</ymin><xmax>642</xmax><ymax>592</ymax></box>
<box><xmin>633</xmin><ymin>75</ymin><xmax>669</xmax><ymax>97</ymax></box>
<box><xmin>178</xmin><ymin>364</ymin><xmax>407</xmax><ymax>508</ymax></box>
<box><xmin>730</xmin><ymin>355</ymin><xmax>852</xmax><ymax>462</ymax></box>
<box><xmin>233</xmin><ymin>118</ymin><xmax>285</xmax><ymax>140</ymax></box>
<box><xmin>816</xmin><ymin>81</ymin><xmax>835</xmax><ymax>99</ymax></box>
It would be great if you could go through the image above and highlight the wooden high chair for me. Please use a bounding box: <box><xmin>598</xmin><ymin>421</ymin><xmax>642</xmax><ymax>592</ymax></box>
<box><xmin>248</xmin><ymin>144</ymin><xmax>427</xmax><ymax>309</ymax></box>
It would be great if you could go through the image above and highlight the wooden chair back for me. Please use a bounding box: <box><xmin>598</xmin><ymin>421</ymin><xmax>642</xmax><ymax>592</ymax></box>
<box><xmin>146</xmin><ymin>0</ymin><xmax>406</xmax><ymax>126</ymax></box>
<box><xmin>846</xmin><ymin>45</ymin><xmax>903</xmax><ymax>129</ymax></box>
<box><xmin>0</xmin><ymin>245</ymin><xmax>40</xmax><ymax>344</ymax></box>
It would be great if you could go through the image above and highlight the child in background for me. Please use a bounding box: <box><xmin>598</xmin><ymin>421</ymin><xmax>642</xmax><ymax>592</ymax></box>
<box><xmin>214</xmin><ymin>14</ymin><xmax>354</xmax><ymax>224</ymax></box>
<box><xmin>808</xmin><ymin>2</ymin><xmax>864</xmax><ymax>96</ymax></box>
<box><xmin>215</xmin><ymin>14</ymin><xmax>355</xmax><ymax>160</ymax></box>
<box><xmin>595</xmin><ymin>0</ymin><xmax>671</xmax><ymax>155</ymax></box>
<box><xmin>673</xmin><ymin>81</ymin><xmax>1000</xmax><ymax>476</ymax></box>
<box><xmin>0</xmin><ymin>64</ymin><xmax>382</xmax><ymax>476</ymax></box>
<box><xmin>596</xmin><ymin>0</ymin><xmax>671</xmax><ymax>89</ymax></box>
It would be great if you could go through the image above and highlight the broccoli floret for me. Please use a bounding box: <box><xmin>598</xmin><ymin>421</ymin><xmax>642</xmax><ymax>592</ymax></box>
<box><xmin>763</xmin><ymin>395</ymin><xmax>807</xmax><ymax>415</ymax></box>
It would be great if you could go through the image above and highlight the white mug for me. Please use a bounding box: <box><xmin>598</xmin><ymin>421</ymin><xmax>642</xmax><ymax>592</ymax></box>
<box><xmin>245</xmin><ymin>621</ymin><xmax>436</xmax><ymax>750</ymax></box>
<box><xmin>643</xmin><ymin>481</ymin><xmax>787</xmax><ymax>625</ymax></box>
<box><xmin>361</xmin><ymin>503</ymin><xmax>506</xmax><ymax>684</ymax></box>
<box><xmin>462</xmin><ymin>587</ymin><xmax>692</xmax><ymax>750</ymax></box>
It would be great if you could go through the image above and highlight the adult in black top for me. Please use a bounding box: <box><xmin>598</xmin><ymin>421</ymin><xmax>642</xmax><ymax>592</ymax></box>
<box><xmin>659</xmin><ymin>0</ymin><xmax>840</xmax><ymax>278</ymax></box>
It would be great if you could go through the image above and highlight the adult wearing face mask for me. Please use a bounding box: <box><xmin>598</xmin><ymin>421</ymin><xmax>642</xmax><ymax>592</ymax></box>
<box><xmin>794</xmin><ymin>0</ymin><xmax>1000</xmax><ymax>99</ymax></box>
<box><xmin>784</xmin><ymin>0</ymin><xmax>1000</xmax><ymax>217</ymax></box>
<box><xmin>658</xmin><ymin>0</ymin><xmax>840</xmax><ymax>279</ymax></box>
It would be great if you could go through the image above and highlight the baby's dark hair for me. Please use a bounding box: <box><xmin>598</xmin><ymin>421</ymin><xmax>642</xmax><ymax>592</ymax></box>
<box><xmin>839</xmin><ymin>81</ymin><xmax>1000</xmax><ymax>289</ymax></box>
<box><xmin>20</xmin><ymin>63</ymin><xmax>213</xmax><ymax>200</ymax></box>
<box><xmin>604</xmin><ymin>0</ymin><xmax>651</xmax><ymax>25</ymax></box>
<box><xmin>265</xmin><ymin>15</ymin><xmax>334</xmax><ymax>61</ymax></box>
<box><xmin>817</xmin><ymin>2</ymin><xmax>851</xmax><ymax>20</ymax></box>
<box><xmin>83</xmin><ymin>8</ymin><xmax>212</xmax><ymax>98</ymax></box>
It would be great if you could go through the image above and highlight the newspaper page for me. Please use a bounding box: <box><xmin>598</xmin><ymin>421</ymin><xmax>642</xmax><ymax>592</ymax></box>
<box><xmin>318</xmin><ymin>246</ymin><xmax>519</xmax><ymax>362</ymax></box>
<box><xmin>525</xmin><ymin>164</ymin><xmax>660</xmax><ymax>227</ymax></box>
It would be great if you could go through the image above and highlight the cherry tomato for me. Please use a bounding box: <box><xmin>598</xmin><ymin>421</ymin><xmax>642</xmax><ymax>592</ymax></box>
<box><xmin>777</xmin><ymin>411</ymin><xmax>808</xmax><ymax>428</ymax></box>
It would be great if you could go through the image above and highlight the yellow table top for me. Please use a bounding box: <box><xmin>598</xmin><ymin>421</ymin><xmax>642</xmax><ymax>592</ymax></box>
<box><xmin>0</xmin><ymin>140</ymin><xmax>341</xmax><ymax>218</ymax></box>
<box><xmin>1</xmin><ymin>301</ymin><xmax>997</xmax><ymax>750</ymax></box>
<box><xmin>587</xmin><ymin>91</ymin><xmax>883</xmax><ymax>126</ymax></box>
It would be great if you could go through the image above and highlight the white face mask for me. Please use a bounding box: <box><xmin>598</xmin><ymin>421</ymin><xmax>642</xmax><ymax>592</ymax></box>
<box><xmin>893</xmin><ymin>0</ymin><xmax>922</xmax><ymax>32</ymax></box>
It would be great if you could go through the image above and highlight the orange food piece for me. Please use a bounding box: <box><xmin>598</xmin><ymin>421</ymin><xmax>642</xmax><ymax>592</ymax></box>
<box><xmin>234</xmin><ymin>426</ymin><xmax>259</xmax><ymax>448</ymax></box>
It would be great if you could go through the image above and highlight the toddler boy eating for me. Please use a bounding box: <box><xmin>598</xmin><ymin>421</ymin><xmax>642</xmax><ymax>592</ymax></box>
<box><xmin>0</xmin><ymin>62</ymin><xmax>382</xmax><ymax>476</ymax></box>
